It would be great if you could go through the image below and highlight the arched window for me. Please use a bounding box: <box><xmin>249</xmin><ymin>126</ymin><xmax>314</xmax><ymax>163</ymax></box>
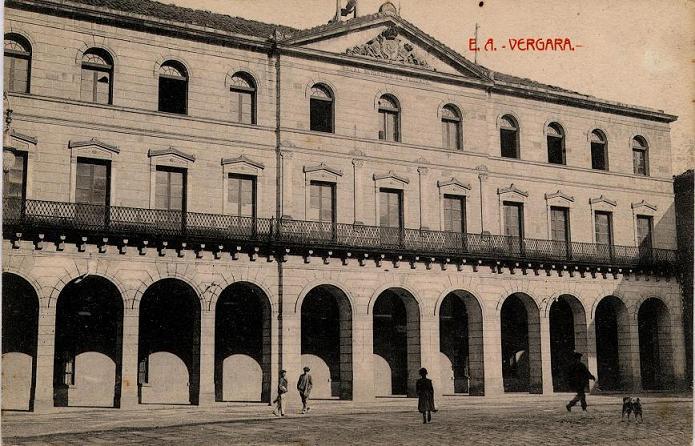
<box><xmin>229</xmin><ymin>72</ymin><xmax>256</xmax><ymax>125</ymax></box>
<box><xmin>158</xmin><ymin>60</ymin><xmax>188</xmax><ymax>114</ymax></box>
<box><xmin>441</xmin><ymin>104</ymin><xmax>462</xmax><ymax>150</ymax></box>
<box><xmin>309</xmin><ymin>84</ymin><xmax>334</xmax><ymax>133</ymax></box>
<box><xmin>546</xmin><ymin>122</ymin><xmax>565</xmax><ymax>165</ymax></box>
<box><xmin>500</xmin><ymin>115</ymin><xmax>519</xmax><ymax>158</ymax></box>
<box><xmin>4</xmin><ymin>34</ymin><xmax>31</xmax><ymax>94</ymax></box>
<box><xmin>590</xmin><ymin>129</ymin><xmax>608</xmax><ymax>171</ymax></box>
<box><xmin>378</xmin><ymin>94</ymin><xmax>400</xmax><ymax>142</ymax></box>
<box><xmin>80</xmin><ymin>48</ymin><xmax>113</xmax><ymax>104</ymax></box>
<box><xmin>632</xmin><ymin>136</ymin><xmax>649</xmax><ymax>176</ymax></box>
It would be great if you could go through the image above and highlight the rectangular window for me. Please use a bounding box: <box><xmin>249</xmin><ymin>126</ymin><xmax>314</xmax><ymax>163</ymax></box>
<box><xmin>591</xmin><ymin>142</ymin><xmax>607</xmax><ymax>170</ymax></box>
<box><xmin>547</xmin><ymin>137</ymin><xmax>565</xmax><ymax>164</ymax></box>
<box><xmin>633</xmin><ymin>149</ymin><xmax>648</xmax><ymax>175</ymax></box>
<box><xmin>550</xmin><ymin>207</ymin><xmax>570</xmax><ymax>242</ymax></box>
<box><xmin>158</xmin><ymin>77</ymin><xmax>187</xmax><ymax>114</ymax></box>
<box><xmin>443</xmin><ymin>195</ymin><xmax>466</xmax><ymax>233</ymax></box>
<box><xmin>379</xmin><ymin>188</ymin><xmax>402</xmax><ymax>228</ymax></box>
<box><xmin>3</xmin><ymin>151</ymin><xmax>27</xmax><ymax>200</ymax></box>
<box><xmin>155</xmin><ymin>166</ymin><xmax>186</xmax><ymax>211</ymax></box>
<box><xmin>500</xmin><ymin>129</ymin><xmax>518</xmax><ymax>158</ymax></box>
<box><xmin>230</xmin><ymin>89</ymin><xmax>254</xmax><ymax>124</ymax></box>
<box><xmin>379</xmin><ymin>111</ymin><xmax>399</xmax><ymax>142</ymax></box>
<box><xmin>228</xmin><ymin>174</ymin><xmax>256</xmax><ymax>217</ymax></box>
<box><xmin>503</xmin><ymin>202</ymin><xmax>523</xmax><ymax>238</ymax></box>
<box><xmin>594</xmin><ymin>211</ymin><xmax>613</xmax><ymax>245</ymax></box>
<box><xmin>81</xmin><ymin>68</ymin><xmax>111</xmax><ymax>104</ymax></box>
<box><xmin>636</xmin><ymin>215</ymin><xmax>653</xmax><ymax>249</ymax></box>
<box><xmin>4</xmin><ymin>54</ymin><xmax>30</xmax><ymax>94</ymax></box>
<box><xmin>442</xmin><ymin>121</ymin><xmax>460</xmax><ymax>150</ymax></box>
<box><xmin>310</xmin><ymin>98</ymin><xmax>333</xmax><ymax>133</ymax></box>
<box><xmin>309</xmin><ymin>181</ymin><xmax>335</xmax><ymax>223</ymax></box>
<box><xmin>75</xmin><ymin>158</ymin><xmax>110</xmax><ymax>206</ymax></box>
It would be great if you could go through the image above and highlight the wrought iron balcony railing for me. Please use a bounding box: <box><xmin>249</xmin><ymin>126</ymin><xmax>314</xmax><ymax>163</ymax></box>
<box><xmin>2</xmin><ymin>198</ymin><xmax>677</xmax><ymax>271</ymax></box>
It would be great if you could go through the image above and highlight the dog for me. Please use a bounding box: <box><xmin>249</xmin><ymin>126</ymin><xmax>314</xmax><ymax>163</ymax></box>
<box><xmin>621</xmin><ymin>397</ymin><xmax>643</xmax><ymax>422</ymax></box>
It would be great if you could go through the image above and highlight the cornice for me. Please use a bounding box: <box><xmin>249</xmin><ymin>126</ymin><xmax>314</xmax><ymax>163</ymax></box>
<box><xmin>303</xmin><ymin>162</ymin><xmax>344</xmax><ymax>176</ymax></box>
<box><xmin>374</xmin><ymin>170</ymin><xmax>410</xmax><ymax>184</ymax></box>
<box><xmin>497</xmin><ymin>184</ymin><xmax>529</xmax><ymax>197</ymax></box>
<box><xmin>69</xmin><ymin>137</ymin><xmax>119</xmax><ymax>153</ymax></box>
<box><xmin>148</xmin><ymin>147</ymin><xmax>196</xmax><ymax>162</ymax></box>
<box><xmin>221</xmin><ymin>154</ymin><xmax>265</xmax><ymax>169</ymax></box>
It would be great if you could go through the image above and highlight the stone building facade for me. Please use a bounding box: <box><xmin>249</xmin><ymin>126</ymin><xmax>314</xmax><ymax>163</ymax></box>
<box><xmin>2</xmin><ymin>0</ymin><xmax>687</xmax><ymax>411</ymax></box>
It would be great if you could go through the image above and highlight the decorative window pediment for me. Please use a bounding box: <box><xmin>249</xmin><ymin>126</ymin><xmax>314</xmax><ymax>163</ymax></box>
<box><xmin>221</xmin><ymin>154</ymin><xmax>265</xmax><ymax>177</ymax></box>
<box><xmin>590</xmin><ymin>195</ymin><xmax>617</xmax><ymax>207</ymax></box>
<box><xmin>437</xmin><ymin>177</ymin><xmax>471</xmax><ymax>195</ymax></box>
<box><xmin>6</xmin><ymin>129</ymin><xmax>38</xmax><ymax>152</ymax></box>
<box><xmin>631</xmin><ymin>200</ymin><xmax>657</xmax><ymax>212</ymax></box>
<box><xmin>497</xmin><ymin>183</ymin><xmax>528</xmax><ymax>198</ymax></box>
<box><xmin>544</xmin><ymin>190</ymin><xmax>575</xmax><ymax>202</ymax></box>
<box><xmin>69</xmin><ymin>137</ymin><xmax>119</xmax><ymax>160</ymax></box>
<box><xmin>304</xmin><ymin>162</ymin><xmax>343</xmax><ymax>177</ymax></box>
<box><xmin>148</xmin><ymin>147</ymin><xmax>195</xmax><ymax>164</ymax></box>
<box><xmin>9</xmin><ymin>129</ymin><xmax>37</xmax><ymax>146</ymax></box>
<box><xmin>374</xmin><ymin>170</ymin><xmax>410</xmax><ymax>185</ymax></box>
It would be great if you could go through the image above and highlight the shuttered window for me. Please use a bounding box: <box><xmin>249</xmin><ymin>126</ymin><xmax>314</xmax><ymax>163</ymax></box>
<box><xmin>443</xmin><ymin>195</ymin><xmax>465</xmax><ymax>232</ymax></box>
<box><xmin>75</xmin><ymin>158</ymin><xmax>110</xmax><ymax>206</ymax></box>
<box><xmin>155</xmin><ymin>167</ymin><xmax>185</xmax><ymax>211</ymax></box>
<box><xmin>550</xmin><ymin>207</ymin><xmax>570</xmax><ymax>242</ymax></box>
<box><xmin>3</xmin><ymin>151</ymin><xmax>27</xmax><ymax>200</ymax></box>
<box><xmin>4</xmin><ymin>34</ymin><xmax>31</xmax><ymax>94</ymax></box>
<box><xmin>309</xmin><ymin>181</ymin><xmax>335</xmax><ymax>223</ymax></box>
<box><xmin>636</xmin><ymin>215</ymin><xmax>653</xmax><ymax>249</ymax></box>
<box><xmin>594</xmin><ymin>211</ymin><xmax>613</xmax><ymax>245</ymax></box>
<box><xmin>503</xmin><ymin>202</ymin><xmax>523</xmax><ymax>237</ymax></box>
<box><xmin>379</xmin><ymin>188</ymin><xmax>402</xmax><ymax>228</ymax></box>
<box><xmin>228</xmin><ymin>174</ymin><xmax>256</xmax><ymax>217</ymax></box>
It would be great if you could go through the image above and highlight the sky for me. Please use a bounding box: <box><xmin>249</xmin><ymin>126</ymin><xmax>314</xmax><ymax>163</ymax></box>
<box><xmin>173</xmin><ymin>0</ymin><xmax>694</xmax><ymax>173</ymax></box>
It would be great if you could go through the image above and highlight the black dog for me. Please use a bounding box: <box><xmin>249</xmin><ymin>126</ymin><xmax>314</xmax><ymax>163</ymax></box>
<box><xmin>621</xmin><ymin>397</ymin><xmax>643</xmax><ymax>422</ymax></box>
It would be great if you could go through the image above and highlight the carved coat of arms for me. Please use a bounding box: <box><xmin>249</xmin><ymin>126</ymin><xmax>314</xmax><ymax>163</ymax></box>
<box><xmin>346</xmin><ymin>26</ymin><xmax>432</xmax><ymax>69</ymax></box>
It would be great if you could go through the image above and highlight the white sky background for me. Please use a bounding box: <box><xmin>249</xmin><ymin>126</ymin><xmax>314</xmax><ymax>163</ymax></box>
<box><xmin>174</xmin><ymin>0</ymin><xmax>694</xmax><ymax>173</ymax></box>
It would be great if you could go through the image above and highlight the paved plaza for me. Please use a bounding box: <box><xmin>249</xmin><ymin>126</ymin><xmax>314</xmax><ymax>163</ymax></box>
<box><xmin>2</xmin><ymin>395</ymin><xmax>691</xmax><ymax>445</ymax></box>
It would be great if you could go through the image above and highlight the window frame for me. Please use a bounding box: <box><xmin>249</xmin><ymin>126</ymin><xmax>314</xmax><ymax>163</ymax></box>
<box><xmin>549</xmin><ymin>206</ymin><xmax>571</xmax><ymax>243</ymax></box>
<box><xmin>378</xmin><ymin>187</ymin><xmax>404</xmax><ymax>229</ymax></box>
<box><xmin>635</xmin><ymin>214</ymin><xmax>654</xmax><ymax>249</ymax></box>
<box><xmin>309</xmin><ymin>84</ymin><xmax>334</xmax><ymax>133</ymax></box>
<box><xmin>442</xmin><ymin>193</ymin><xmax>466</xmax><ymax>233</ymax></box>
<box><xmin>546</xmin><ymin>122</ymin><xmax>566</xmax><ymax>165</ymax></box>
<box><xmin>75</xmin><ymin>157</ymin><xmax>111</xmax><ymax>206</ymax></box>
<box><xmin>309</xmin><ymin>180</ymin><xmax>336</xmax><ymax>223</ymax></box>
<box><xmin>154</xmin><ymin>165</ymin><xmax>187</xmax><ymax>212</ymax></box>
<box><xmin>590</xmin><ymin>129</ymin><xmax>608</xmax><ymax>171</ymax></box>
<box><xmin>378</xmin><ymin>94</ymin><xmax>401</xmax><ymax>142</ymax></box>
<box><xmin>441</xmin><ymin>104</ymin><xmax>462</xmax><ymax>150</ymax></box>
<box><xmin>632</xmin><ymin>136</ymin><xmax>649</xmax><ymax>176</ymax></box>
<box><xmin>499</xmin><ymin>114</ymin><xmax>520</xmax><ymax>159</ymax></box>
<box><xmin>158</xmin><ymin>60</ymin><xmax>189</xmax><ymax>115</ymax></box>
<box><xmin>594</xmin><ymin>210</ymin><xmax>613</xmax><ymax>246</ymax></box>
<box><xmin>2</xmin><ymin>149</ymin><xmax>28</xmax><ymax>201</ymax></box>
<box><xmin>227</xmin><ymin>173</ymin><xmax>257</xmax><ymax>218</ymax></box>
<box><xmin>4</xmin><ymin>33</ymin><xmax>32</xmax><ymax>94</ymax></box>
<box><xmin>80</xmin><ymin>48</ymin><xmax>114</xmax><ymax>105</ymax></box>
<box><xmin>229</xmin><ymin>72</ymin><xmax>256</xmax><ymax>125</ymax></box>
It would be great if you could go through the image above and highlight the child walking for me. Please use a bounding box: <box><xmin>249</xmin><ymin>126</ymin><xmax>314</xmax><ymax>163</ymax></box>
<box><xmin>416</xmin><ymin>367</ymin><xmax>436</xmax><ymax>424</ymax></box>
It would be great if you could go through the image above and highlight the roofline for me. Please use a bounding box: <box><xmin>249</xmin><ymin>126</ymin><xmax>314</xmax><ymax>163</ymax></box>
<box><xmin>7</xmin><ymin>0</ymin><xmax>678</xmax><ymax>124</ymax></box>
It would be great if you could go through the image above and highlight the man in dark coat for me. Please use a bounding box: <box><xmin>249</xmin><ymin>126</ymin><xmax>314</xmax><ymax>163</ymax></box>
<box><xmin>297</xmin><ymin>366</ymin><xmax>313</xmax><ymax>414</ymax></box>
<box><xmin>416</xmin><ymin>367</ymin><xmax>436</xmax><ymax>423</ymax></box>
<box><xmin>565</xmin><ymin>352</ymin><xmax>596</xmax><ymax>412</ymax></box>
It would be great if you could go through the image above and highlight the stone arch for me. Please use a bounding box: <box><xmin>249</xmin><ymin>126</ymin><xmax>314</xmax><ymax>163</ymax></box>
<box><xmin>437</xmin><ymin>289</ymin><xmax>485</xmax><ymax>395</ymax></box>
<box><xmin>2</xmin><ymin>267</ymin><xmax>43</xmax><ymax>305</ymax></box>
<box><xmin>436</xmin><ymin>99</ymin><xmax>464</xmax><ymax>120</ymax></box>
<box><xmin>214</xmin><ymin>281</ymin><xmax>272</xmax><ymax>403</ymax></box>
<box><xmin>548</xmin><ymin>294</ymin><xmax>589</xmax><ymax>392</ymax></box>
<box><xmin>367</xmin><ymin>282</ymin><xmax>422</xmax><ymax>315</ymax></box>
<box><xmin>153</xmin><ymin>55</ymin><xmax>192</xmax><ymax>78</ymax></box>
<box><xmin>593</xmin><ymin>295</ymin><xmax>632</xmax><ymax>391</ymax></box>
<box><xmin>74</xmin><ymin>42</ymin><xmax>119</xmax><ymax>66</ymax></box>
<box><xmin>53</xmin><ymin>275</ymin><xmax>124</xmax><ymax>408</ymax></box>
<box><xmin>496</xmin><ymin>111</ymin><xmax>521</xmax><ymax>130</ymax></box>
<box><xmin>295</xmin><ymin>278</ymin><xmax>355</xmax><ymax>315</ymax></box>
<box><xmin>499</xmin><ymin>292</ymin><xmax>543</xmax><ymax>393</ymax></box>
<box><xmin>132</xmin><ymin>269</ymin><xmax>205</xmax><ymax>311</ymax></box>
<box><xmin>138</xmin><ymin>277</ymin><xmax>202</xmax><ymax>405</ymax></box>
<box><xmin>373</xmin><ymin>88</ymin><xmax>405</xmax><ymax>110</ymax></box>
<box><xmin>225</xmin><ymin>68</ymin><xmax>261</xmax><ymax>89</ymax></box>
<box><xmin>637</xmin><ymin>296</ymin><xmax>674</xmax><ymax>390</ymax></box>
<box><xmin>372</xmin><ymin>286</ymin><xmax>421</xmax><ymax>397</ymax></box>
<box><xmin>3</xmin><ymin>28</ymin><xmax>36</xmax><ymax>51</ymax></box>
<box><xmin>46</xmin><ymin>263</ymin><xmax>128</xmax><ymax>309</ymax></box>
<box><xmin>299</xmin><ymin>283</ymin><xmax>354</xmax><ymax>400</ymax></box>
<box><xmin>2</xmin><ymin>272</ymin><xmax>40</xmax><ymax>411</ymax></box>
<box><xmin>590</xmin><ymin>290</ymin><xmax>629</xmax><ymax>320</ymax></box>
<box><xmin>304</xmin><ymin>78</ymin><xmax>339</xmax><ymax>101</ymax></box>
<box><xmin>204</xmin><ymin>268</ymin><xmax>275</xmax><ymax>312</ymax></box>
<box><xmin>434</xmin><ymin>286</ymin><xmax>486</xmax><ymax>319</ymax></box>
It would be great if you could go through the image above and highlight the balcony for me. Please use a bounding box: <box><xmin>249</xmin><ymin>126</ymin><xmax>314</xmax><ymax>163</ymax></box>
<box><xmin>2</xmin><ymin>198</ymin><xmax>677</xmax><ymax>272</ymax></box>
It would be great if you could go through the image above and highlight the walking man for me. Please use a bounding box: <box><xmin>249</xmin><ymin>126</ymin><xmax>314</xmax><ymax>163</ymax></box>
<box><xmin>272</xmin><ymin>370</ymin><xmax>288</xmax><ymax>416</ymax></box>
<box><xmin>566</xmin><ymin>352</ymin><xmax>596</xmax><ymax>412</ymax></box>
<box><xmin>297</xmin><ymin>366</ymin><xmax>313</xmax><ymax>414</ymax></box>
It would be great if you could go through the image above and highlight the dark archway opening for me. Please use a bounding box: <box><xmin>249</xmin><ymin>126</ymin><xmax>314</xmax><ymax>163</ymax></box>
<box><xmin>138</xmin><ymin>279</ymin><xmax>200</xmax><ymax>405</ymax></box>
<box><xmin>549</xmin><ymin>297</ymin><xmax>575</xmax><ymax>392</ymax></box>
<box><xmin>439</xmin><ymin>291</ymin><xmax>485</xmax><ymax>395</ymax></box>
<box><xmin>501</xmin><ymin>293</ymin><xmax>542</xmax><ymax>393</ymax></box>
<box><xmin>301</xmin><ymin>285</ymin><xmax>352</xmax><ymax>399</ymax></box>
<box><xmin>595</xmin><ymin>296</ymin><xmax>628</xmax><ymax>391</ymax></box>
<box><xmin>53</xmin><ymin>276</ymin><xmax>123</xmax><ymax>408</ymax></box>
<box><xmin>373</xmin><ymin>289</ymin><xmax>420</xmax><ymax>397</ymax></box>
<box><xmin>2</xmin><ymin>273</ymin><xmax>39</xmax><ymax>411</ymax></box>
<box><xmin>638</xmin><ymin>298</ymin><xmax>673</xmax><ymax>390</ymax></box>
<box><xmin>215</xmin><ymin>282</ymin><xmax>271</xmax><ymax>402</ymax></box>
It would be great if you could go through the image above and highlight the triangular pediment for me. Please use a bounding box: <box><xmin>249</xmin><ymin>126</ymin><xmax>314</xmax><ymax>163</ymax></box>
<box><xmin>148</xmin><ymin>147</ymin><xmax>195</xmax><ymax>162</ymax></box>
<box><xmin>374</xmin><ymin>170</ymin><xmax>409</xmax><ymax>184</ymax></box>
<box><xmin>221</xmin><ymin>154</ymin><xmax>265</xmax><ymax>170</ymax></box>
<box><xmin>282</xmin><ymin>14</ymin><xmax>490</xmax><ymax>80</ymax></box>
<box><xmin>69</xmin><ymin>138</ymin><xmax>118</xmax><ymax>154</ymax></box>
<box><xmin>304</xmin><ymin>162</ymin><xmax>343</xmax><ymax>176</ymax></box>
